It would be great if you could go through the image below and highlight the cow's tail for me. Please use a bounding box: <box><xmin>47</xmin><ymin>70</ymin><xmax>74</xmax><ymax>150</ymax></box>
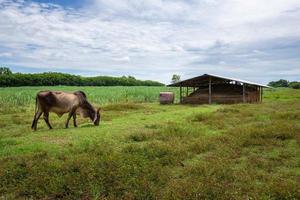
<box><xmin>31</xmin><ymin>95</ymin><xmax>38</xmax><ymax>130</ymax></box>
<box><xmin>34</xmin><ymin>95</ymin><xmax>38</xmax><ymax>114</ymax></box>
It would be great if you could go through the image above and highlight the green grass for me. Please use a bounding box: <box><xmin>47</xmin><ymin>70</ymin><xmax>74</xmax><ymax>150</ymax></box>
<box><xmin>0</xmin><ymin>86</ymin><xmax>299</xmax><ymax>199</ymax></box>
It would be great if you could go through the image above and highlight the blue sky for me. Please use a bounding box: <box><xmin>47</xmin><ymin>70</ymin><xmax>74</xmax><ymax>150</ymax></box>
<box><xmin>33</xmin><ymin>0</ymin><xmax>83</xmax><ymax>8</ymax></box>
<box><xmin>0</xmin><ymin>0</ymin><xmax>300</xmax><ymax>84</ymax></box>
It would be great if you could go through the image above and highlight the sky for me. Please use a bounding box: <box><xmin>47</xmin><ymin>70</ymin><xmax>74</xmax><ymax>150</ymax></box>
<box><xmin>0</xmin><ymin>0</ymin><xmax>299</xmax><ymax>84</ymax></box>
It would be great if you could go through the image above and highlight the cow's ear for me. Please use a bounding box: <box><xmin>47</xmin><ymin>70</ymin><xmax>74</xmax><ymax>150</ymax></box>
<box><xmin>97</xmin><ymin>107</ymin><xmax>101</xmax><ymax>112</ymax></box>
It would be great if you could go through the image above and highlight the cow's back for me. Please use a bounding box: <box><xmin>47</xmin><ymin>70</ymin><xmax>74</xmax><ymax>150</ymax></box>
<box><xmin>37</xmin><ymin>91</ymin><xmax>80</xmax><ymax>116</ymax></box>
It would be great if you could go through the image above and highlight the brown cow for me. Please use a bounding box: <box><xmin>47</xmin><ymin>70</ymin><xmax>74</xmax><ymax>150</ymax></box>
<box><xmin>31</xmin><ymin>90</ymin><xmax>100</xmax><ymax>131</ymax></box>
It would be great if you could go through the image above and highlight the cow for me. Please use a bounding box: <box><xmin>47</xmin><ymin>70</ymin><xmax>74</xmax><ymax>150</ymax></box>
<box><xmin>31</xmin><ymin>90</ymin><xmax>100</xmax><ymax>131</ymax></box>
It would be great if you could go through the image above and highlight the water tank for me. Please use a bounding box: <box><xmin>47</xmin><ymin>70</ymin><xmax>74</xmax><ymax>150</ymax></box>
<box><xmin>159</xmin><ymin>92</ymin><xmax>175</xmax><ymax>104</ymax></box>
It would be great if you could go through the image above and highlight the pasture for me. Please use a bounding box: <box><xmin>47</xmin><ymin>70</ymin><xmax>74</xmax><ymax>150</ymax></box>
<box><xmin>0</xmin><ymin>86</ymin><xmax>299</xmax><ymax>199</ymax></box>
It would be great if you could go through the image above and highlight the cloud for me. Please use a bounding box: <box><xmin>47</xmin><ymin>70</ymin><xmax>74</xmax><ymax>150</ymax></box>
<box><xmin>114</xmin><ymin>56</ymin><xmax>130</xmax><ymax>62</ymax></box>
<box><xmin>0</xmin><ymin>0</ymin><xmax>299</xmax><ymax>83</ymax></box>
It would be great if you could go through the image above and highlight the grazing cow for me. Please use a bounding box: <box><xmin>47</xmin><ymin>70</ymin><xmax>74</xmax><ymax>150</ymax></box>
<box><xmin>31</xmin><ymin>90</ymin><xmax>100</xmax><ymax>131</ymax></box>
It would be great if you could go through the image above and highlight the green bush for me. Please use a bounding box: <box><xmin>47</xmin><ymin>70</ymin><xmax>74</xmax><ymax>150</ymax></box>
<box><xmin>268</xmin><ymin>79</ymin><xmax>300</xmax><ymax>89</ymax></box>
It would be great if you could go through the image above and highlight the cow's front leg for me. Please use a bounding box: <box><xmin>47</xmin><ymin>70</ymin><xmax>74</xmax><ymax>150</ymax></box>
<box><xmin>73</xmin><ymin>113</ymin><xmax>77</xmax><ymax>127</ymax></box>
<box><xmin>66</xmin><ymin>109</ymin><xmax>76</xmax><ymax>128</ymax></box>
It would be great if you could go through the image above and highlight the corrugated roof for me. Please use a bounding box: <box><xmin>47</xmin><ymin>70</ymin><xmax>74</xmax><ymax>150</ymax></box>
<box><xmin>168</xmin><ymin>73</ymin><xmax>271</xmax><ymax>88</ymax></box>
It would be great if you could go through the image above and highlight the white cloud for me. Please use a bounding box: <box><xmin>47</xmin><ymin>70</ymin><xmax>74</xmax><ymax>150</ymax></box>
<box><xmin>0</xmin><ymin>0</ymin><xmax>299</xmax><ymax>83</ymax></box>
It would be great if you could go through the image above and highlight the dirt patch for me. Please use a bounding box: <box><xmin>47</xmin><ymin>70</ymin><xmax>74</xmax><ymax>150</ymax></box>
<box><xmin>37</xmin><ymin>135</ymin><xmax>70</xmax><ymax>145</ymax></box>
<box><xmin>102</xmin><ymin>103</ymin><xmax>145</xmax><ymax>111</ymax></box>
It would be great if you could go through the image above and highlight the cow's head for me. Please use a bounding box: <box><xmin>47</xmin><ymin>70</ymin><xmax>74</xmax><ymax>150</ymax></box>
<box><xmin>93</xmin><ymin>107</ymin><xmax>101</xmax><ymax>126</ymax></box>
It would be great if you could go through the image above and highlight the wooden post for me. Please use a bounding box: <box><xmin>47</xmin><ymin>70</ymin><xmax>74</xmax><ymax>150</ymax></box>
<box><xmin>258</xmin><ymin>86</ymin><xmax>260</xmax><ymax>102</ymax></box>
<box><xmin>261</xmin><ymin>87</ymin><xmax>263</xmax><ymax>103</ymax></box>
<box><xmin>257</xmin><ymin>86</ymin><xmax>259</xmax><ymax>102</ymax></box>
<box><xmin>180</xmin><ymin>86</ymin><xmax>182</xmax><ymax>103</ymax></box>
<box><xmin>243</xmin><ymin>84</ymin><xmax>246</xmax><ymax>103</ymax></box>
<box><xmin>209</xmin><ymin>77</ymin><xmax>212</xmax><ymax>104</ymax></box>
<box><xmin>186</xmin><ymin>87</ymin><xmax>188</xmax><ymax>97</ymax></box>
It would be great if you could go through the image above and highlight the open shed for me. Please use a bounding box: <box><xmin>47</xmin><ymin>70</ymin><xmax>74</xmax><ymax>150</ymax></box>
<box><xmin>168</xmin><ymin>74</ymin><xmax>270</xmax><ymax>104</ymax></box>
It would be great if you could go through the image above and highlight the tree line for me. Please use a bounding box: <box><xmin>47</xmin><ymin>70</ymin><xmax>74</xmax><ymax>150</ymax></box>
<box><xmin>0</xmin><ymin>67</ymin><xmax>164</xmax><ymax>87</ymax></box>
<box><xmin>268</xmin><ymin>79</ymin><xmax>300</xmax><ymax>89</ymax></box>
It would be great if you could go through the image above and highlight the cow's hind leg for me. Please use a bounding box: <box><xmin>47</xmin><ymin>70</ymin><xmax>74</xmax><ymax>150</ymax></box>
<box><xmin>73</xmin><ymin>114</ymin><xmax>77</xmax><ymax>128</ymax></box>
<box><xmin>31</xmin><ymin>116</ymin><xmax>35</xmax><ymax>130</ymax></box>
<box><xmin>43</xmin><ymin>111</ymin><xmax>52</xmax><ymax>129</ymax></box>
<box><xmin>31</xmin><ymin>110</ymin><xmax>43</xmax><ymax>131</ymax></box>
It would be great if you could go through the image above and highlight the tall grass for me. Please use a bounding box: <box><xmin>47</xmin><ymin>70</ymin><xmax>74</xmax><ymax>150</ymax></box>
<box><xmin>0</xmin><ymin>86</ymin><xmax>178</xmax><ymax>112</ymax></box>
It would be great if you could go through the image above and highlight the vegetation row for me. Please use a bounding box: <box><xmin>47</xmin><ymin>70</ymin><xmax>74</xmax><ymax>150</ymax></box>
<box><xmin>0</xmin><ymin>67</ymin><xmax>164</xmax><ymax>87</ymax></box>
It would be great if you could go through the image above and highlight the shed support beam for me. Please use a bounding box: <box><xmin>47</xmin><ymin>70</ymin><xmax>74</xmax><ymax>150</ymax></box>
<box><xmin>258</xmin><ymin>86</ymin><xmax>260</xmax><ymax>103</ymax></box>
<box><xmin>186</xmin><ymin>87</ymin><xmax>188</xmax><ymax>97</ymax></box>
<box><xmin>243</xmin><ymin>84</ymin><xmax>246</xmax><ymax>103</ymax></box>
<box><xmin>257</xmin><ymin>86</ymin><xmax>259</xmax><ymax>102</ymax></box>
<box><xmin>180</xmin><ymin>86</ymin><xmax>182</xmax><ymax>103</ymax></box>
<box><xmin>261</xmin><ymin>87</ymin><xmax>263</xmax><ymax>103</ymax></box>
<box><xmin>209</xmin><ymin>77</ymin><xmax>212</xmax><ymax>104</ymax></box>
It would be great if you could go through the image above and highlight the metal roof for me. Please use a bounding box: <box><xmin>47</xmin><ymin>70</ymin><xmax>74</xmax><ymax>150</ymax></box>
<box><xmin>168</xmin><ymin>73</ymin><xmax>271</xmax><ymax>88</ymax></box>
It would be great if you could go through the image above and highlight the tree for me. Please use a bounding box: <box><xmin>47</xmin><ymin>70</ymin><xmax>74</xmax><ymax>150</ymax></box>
<box><xmin>171</xmin><ymin>74</ymin><xmax>181</xmax><ymax>84</ymax></box>
<box><xmin>128</xmin><ymin>76</ymin><xmax>136</xmax><ymax>80</ymax></box>
<box><xmin>289</xmin><ymin>81</ymin><xmax>300</xmax><ymax>89</ymax></box>
<box><xmin>267</xmin><ymin>79</ymin><xmax>289</xmax><ymax>87</ymax></box>
<box><xmin>0</xmin><ymin>67</ymin><xmax>12</xmax><ymax>75</ymax></box>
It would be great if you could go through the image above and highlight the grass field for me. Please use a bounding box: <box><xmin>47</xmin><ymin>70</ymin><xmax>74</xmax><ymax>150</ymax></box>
<box><xmin>0</xmin><ymin>86</ymin><xmax>299</xmax><ymax>199</ymax></box>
